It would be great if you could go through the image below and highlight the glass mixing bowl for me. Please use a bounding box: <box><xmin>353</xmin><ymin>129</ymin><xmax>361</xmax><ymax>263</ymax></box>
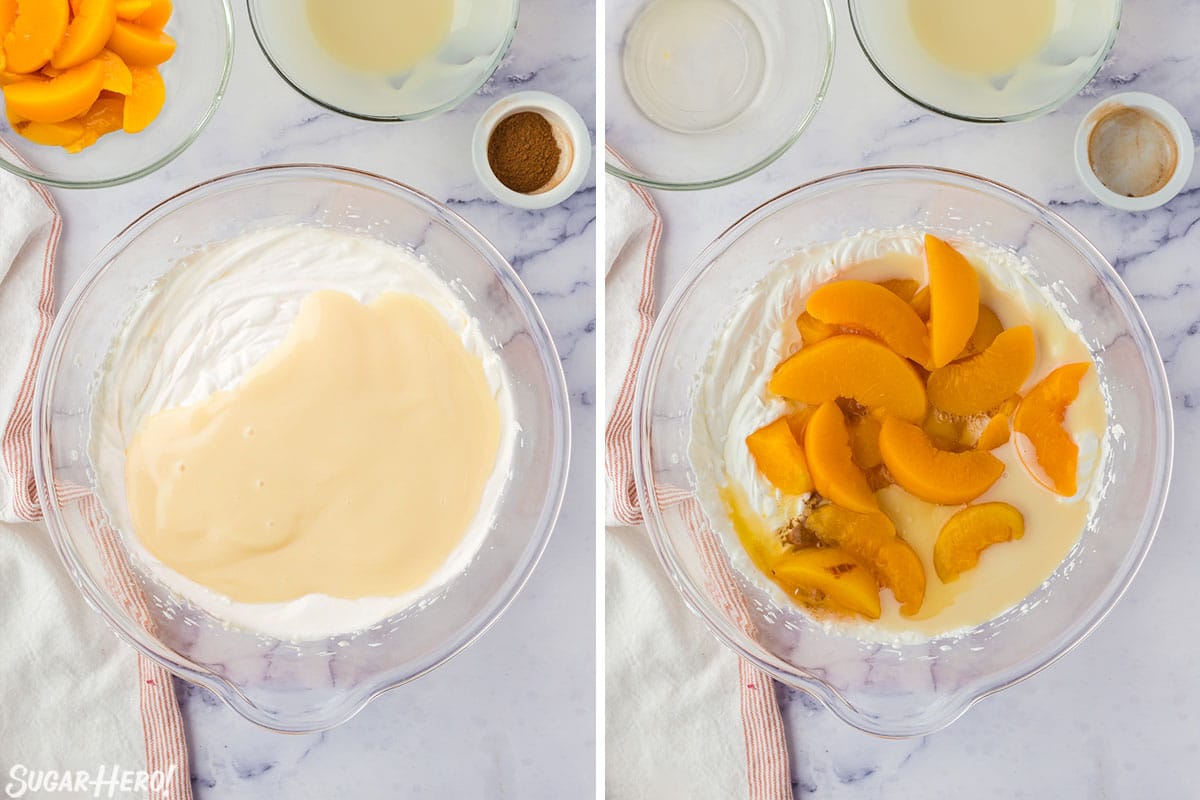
<box><xmin>247</xmin><ymin>0</ymin><xmax>519</xmax><ymax>121</ymax></box>
<box><xmin>33</xmin><ymin>165</ymin><xmax>570</xmax><ymax>732</ymax></box>
<box><xmin>0</xmin><ymin>0</ymin><xmax>234</xmax><ymax>188</ymax></box>
<box><xmin>605</xmin><ymin>0</ymin><xmax>834</xmax><ymax>190</ymax></box>
<box><xmin>634</xmin><ymin>166</ymin><xmax>1172</xmax><ymax>737</ymax></box>
<box><xmin>849</xmin><ymin>0</ymin><xmax>1122</xmax><ymax>123</ymax></box>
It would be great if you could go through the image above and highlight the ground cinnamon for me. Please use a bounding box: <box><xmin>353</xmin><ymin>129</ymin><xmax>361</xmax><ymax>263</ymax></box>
<box><xmin>487</xmin><ymin>111</ymin><xmax>562</xmax><ymax>194</ymax></box>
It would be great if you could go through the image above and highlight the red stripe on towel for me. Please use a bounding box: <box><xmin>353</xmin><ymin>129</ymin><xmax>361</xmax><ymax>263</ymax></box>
<box><xmin>604</xmin><ymin>147</ymin><xmax>793</xmax><ymax>800</ymax></box>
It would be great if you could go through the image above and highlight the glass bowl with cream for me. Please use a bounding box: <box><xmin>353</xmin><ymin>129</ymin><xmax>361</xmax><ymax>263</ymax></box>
<box><xmin>850</xmin><ymin>0</ymin><xmax>1121</xmax><ymax>122</ymax></box>
<box><xmin>248</xmin><ymin>0</ymin><xmax>519</xmax><ymax>120</ymax></box>
<box><xmin>634</xmin><ymin>166</ymin><xmax>1171</xmax><ymax>736</ymax></box>
<box><xmin>33</xmin><ymin>165</ymin><xmax>570</xmax><ymax>732</ymax></box>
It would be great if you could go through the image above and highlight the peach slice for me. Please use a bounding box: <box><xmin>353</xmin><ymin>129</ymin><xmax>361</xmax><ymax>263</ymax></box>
<box><xmin>745</xmin><ymin>417</ymin><xmax>813</xmax><ymax>496</ymax></box>
<box><xmin>927</xmin><ymin>325</ymin><xmax>1036</xmax><ymax>416</ymax></box>
<box><xmin>0</xmin><ymin>0</ymin><xmax>15</xmax><ymax>49</ymax></box>
<box><xmin>974</xmin><ymin>411</ymin><xmax>1011</xmax><ymax>451</ymax></box>
<box><xmin>806</xmin><ymin>279</ymin><xmax>932</xmax><ymax>365</ymax></box>
<box><xmin>3</xmin><ymin>0</ymin><xmax>69</xmax><ymax>73</ymax></box>
<box><xmin>0</xmin><ymin>67</ymin><xmax>34</xmax><ymax>84</ymax></box>
<box><xmin>121</xmin><ymin>62</ymin><xmax>160</xmax><ymax>131</ymax></box>
<box><xmin>133</xmin><ymin>0</ymin><xmax>167</xmax><ymax>29</ymax></box>
<box><xmin>804</xmin><ymin>401</ymin><xmax>878</xmax><ymax>514</ymax></box>
<box><xmin>9</xmin><ymin>111</ymin><xmax>81</xmax><ymax>144</ymax></box>
<box><xmin>770</xmin><ymin>334</ymin><xmax>927</xmax><ymax>423</ymax></box>
<box><xmin>95</xmin><ymin>47</ymin><xmax>129</xmax><ymax>93</ymax></box>
<box><xmin>959</xmin><ymin>304</ymin><xmax>1004</xmax><ymax>359</ymax></box>
<box><xmin>113</xmin><ymin>0</ymin><xmax>148</xmax><ymax>19</ymax></box>
<box><xmin>878</xmin><ymin>278</ymin><xmax>919</xmax><ymax>302</ymax></box>
<box><xmin>879</xmin><ymin>416</ymin><xmax>1004</xmax><ymax>505</ymax></box>
<box><xmin>805</xmin><ymin>504</ymin><xmax>926</xmax><ymax>615</ymax></box>
<box><xmin>105</xmin><ymin>18</ymin><xmax>172</xmax><ymax>65</ymax></box>
<box><xmin>848</xmin><ymin>413</ymin><xmax>882</xmax><ymax>470</ymax></box>
<box><xmin>771</xmin><ymin>546</ymin><xmax>881</xmax><ymax>619</ymax></box>
<box><xmin>925</xmin><ymin>234</ymin><xmax>980</xmax><ymax>368</ymax></box>
<box><xmin>1013</xmin><ymin>362</ymin><xmax>1090</xmax><ymax>496</ymax></box>
<box><xmin>3</xmin><ymin>58</ymin><xmax>102</xmax><ymax>122</ymax></box>
<box><xmin>784</xmin><ymin>405</ymin><xmax>816</xmax><ymax>442</ymax></box>
<box><xmin>796</xmin><ymin>311</ymin><xmax>836</xmax><ymax>346</ymax></box>
<box><xmin>934</xmin><ymin>502</ymin><xmax>1025</xmax><ymax>582</ymax></box>
<box><xmin>51</xmin><ymin>0</ymin><xmax>115</xmax><ymax>68</ymax></box>
<box><xmin>64</xmin><ymin>93</ymin><xmax>120</xmax><ymax>151</ymax></box>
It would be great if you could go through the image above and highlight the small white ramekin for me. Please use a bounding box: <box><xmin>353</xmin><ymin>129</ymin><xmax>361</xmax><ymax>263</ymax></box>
<box><xmin>1074</xmin><ymin>91</ymin><xmax>1195</xmax><ymax>212</ymax></box>
<box><xmin>472</xmin><ymin>91</ymin><xmax>592</xmax><ymax>210</ymax></box>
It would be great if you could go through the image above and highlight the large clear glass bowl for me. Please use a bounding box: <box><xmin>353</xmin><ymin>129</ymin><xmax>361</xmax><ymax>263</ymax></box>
<box><xmin>605</xmin><ymin>0</ymin><xmax>834</xmax><ymax>190</ymax></box>
<box><xmin>634</xmin><ymin>166</ymin><xmax>1172</xmax><ymax>737</ymax></box>
<box><xmin>33</xmin><ymin>165</ymin><xmax>570</xmax><ymax>732</ymax></box>
<box><xmin>0</xmin><ymin>0</ymin><xmax>234</xmax><ymax>188</ymax></box>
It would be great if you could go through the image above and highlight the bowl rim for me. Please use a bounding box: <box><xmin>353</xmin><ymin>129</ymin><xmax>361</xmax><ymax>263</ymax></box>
<box><xmin>246</xmin><ymin>0</ymin><xmax>521</xmax><ymax>123</ymax></box>
<box><xmin>0</xmin><ymin>0</ymin><xmax>236</xmax><ymax>189</ymax></box>
<box><xmin>632</xmin><ymin>163</ymin><xmax>1174</xmax><ymax>737</ymax></box>
<box><xmin>32</xmin><ymin>163</ymin><xmax>572</xmax><ymax>733</ymax></box>
<box><xmin>603</xmin><ymin>0</ymin><xmax>836</xmax><ymax>191</ymax></box>
<box><xmin>847</xmin><ymin>0</ymin><xmax>1124</xmax><ymax>124</ymax></box>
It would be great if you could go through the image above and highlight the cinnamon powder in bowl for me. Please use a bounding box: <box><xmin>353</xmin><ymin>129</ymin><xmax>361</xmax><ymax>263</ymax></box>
<box><xmin>472</xmin><ymin>91</ymin><xmax>592</xmax><ymax>209</ymax></box>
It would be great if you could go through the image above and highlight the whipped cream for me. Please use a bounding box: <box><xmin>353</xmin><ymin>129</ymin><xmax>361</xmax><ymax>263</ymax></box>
<box><xmin>690</xmin><ymin>229</ymin><xmax>1111</xmax><ymax>644</ymax></box>
<box><xmin>91</xmin><ymin>226</ymin><xmax>517</xmax><ymax>641</ymax></box>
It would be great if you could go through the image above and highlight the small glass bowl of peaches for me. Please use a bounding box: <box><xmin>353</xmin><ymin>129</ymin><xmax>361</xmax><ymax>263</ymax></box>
<box><xmin>0</xmin><ymin>0</ymin><xmax>232</xmax><ymax>188</ymax></box>
<box><xmin>634</xmin><ymin>166</ymin><xmax>1173</xmax><ymax>737</ymax></box>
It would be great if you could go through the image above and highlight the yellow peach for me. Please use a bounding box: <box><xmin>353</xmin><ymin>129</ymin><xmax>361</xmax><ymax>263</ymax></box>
<box><xmin>9</xmin><ymin>111</ymin><xmax>81</xmax><ymax>144</ymax></box>
<box><xmin>51</xmin><ymin>0</ymin><xmax>115</xmax><ymax>69</ymax></box>
<box><xmin>925</xmin><ymin>234</ymin><xmax>980</xmax><ymax>368</ymax></box>
<box><xmin>105</xmin><ymin>18</ymin><xmax>172</xmax><ymax>65</ymax></box>
<box><xmin>959</xmin><ymin>304</ymin><xmax>1004</xmax><ymax>359</ymax></box>
<box><xmin>95</xmin><ymin>47</ymin><xmax>129</xmax><ymax>93</ymax></box>
<box><xmin>848</xmin><ymin>413</ymin><xmax>882</xmax><ymax>470</ymax></box>
<box><xmin>133</xmin><ymin>0</ymin><xmax>167</xmax><ymax>29</ymax></box>
<box><xmin>1013</xmin><ymin>362</ymin><xmax>1090</xmax><ymax>496</ymax></box>
<box><xmin>805</xmin><ymin>504</ymin><xmax>926</xmax><ymax>615</ymax></box>
<box><xmin>879</xmin><ymin>416</ymin><xmax>1004</xmax><ymax>505</ymax></box>
<box><xmin>3</xmin><ymin>58</ymin><xmax>102</xmax><ymax>122</ymax></box>
<box><xmin>770</xmin><ymin>334</ymin><xmax>928</xmax><ymax>423</ymax></box>
<box><xmin>927</xmin><ymin>326</ymin><xmax>1036</xmax><ymax>416</ymax></box>
<box><xmin>745</xmin><ymin>417</ymin><xmax>814</xmax><ymax>496</ymax></box>
<box><xmin>974</xmin><ymin>411</ymin><xmax>1011</xmax><ymax>451</ymax></box>
<box><xmin>934</xmin><ymin>502</ymin><xmax>1025</xmax><ymax>582</ymax></box>
<box><xmin>64</xmin><ymin>93</ymin><xmax>121</xmax><ymax>151</ymax></box>
<box><xmin>878</xmin><ymin>278</ymin><xmax>919</xmax><ymax>302</ymax></box>
<box><xmin>804</xmin><ymin>401</ymin><xmax>878</xmax><ymax>514</ymax></box>
<box><xmin>3</xmin><ymin>0</ymin><xmax>69</xmax><ymax>73</ymax></box>
<box><xmin>113</xmin><ymin>0</ymin><xmax>148</xmax><ymax>19</ymax></box>
<box><xmin>806</xmin><ymin>279</ymin><xmax>932</xmax><ymax>365</ymax></box>
<box><xmin>771</xmin><ymin>546</ymin><xmax>882</xmax><ymax>620</ymax></box>
<box><xmin>795</xmin><ymin>311</ymin><xmax>836</xmax><ymax>346</ymax></box>
<box><xmin>121</xmin><ymin>62</ymin><xmax>160</xmax><ymax>132</ymax></box>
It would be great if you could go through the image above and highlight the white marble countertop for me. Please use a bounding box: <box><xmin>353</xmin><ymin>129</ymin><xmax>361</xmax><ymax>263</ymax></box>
<box><xmin>628</xmin><ymin>1</ymin><xmax>1198</xmax><ymax>797</ymax></box>
<box><xmin>47</xmin><ymin>1</ymin><xmax>596</xmax><ymax>796</ymax></box>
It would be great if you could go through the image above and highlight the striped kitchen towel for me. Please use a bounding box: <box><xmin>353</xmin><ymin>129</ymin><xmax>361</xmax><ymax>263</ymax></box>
<box><xmin>604</xmin><ymin>150</ymin><xmax>793</xmax><ymax>800</ymax></box>
<box><xmin>0</xmin><ymin>157</ymin><xmax>192</xmax><ymax>800</ymax></box>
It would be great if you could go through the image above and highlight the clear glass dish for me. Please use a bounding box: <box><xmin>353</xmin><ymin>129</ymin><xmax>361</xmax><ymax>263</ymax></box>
<box><xmin>634</xmin><ymin>166</ymin><xmax>1172</xmax><ymax>737</ymax></box>
<box><xmin>849</xmin><ymin>0</ymin><xmax>1122</xmax><ymax>123</ymax></box>
<box><xmin>605</xmin><ymin>0</ymin><xmax>834</xmax><ymax>190</ymax></box>
<box><xmin>0</xmin><ymin>0</ymin><xmax>234</xmax><ymax>188</ymax></box>
<box><xmin>247</xmin><ymin>0</ymin><xmax>519</xmax><ymax>121</ymax></box>
<box><xmin>33</xmin><ymin>165</ymin><xmax>570</xmax><ymax>733</ymax></box>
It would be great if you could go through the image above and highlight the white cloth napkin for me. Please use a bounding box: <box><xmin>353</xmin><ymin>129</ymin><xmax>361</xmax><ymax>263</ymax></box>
<box><xmin>604</xmin><ymin>163</ymin><xmax>793</xmax><ymax>800</ymax></box>
<box><xmin>0</xmin><ymin>167</ymin><xmax>191</xmax><ymax>800</ymax></box>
